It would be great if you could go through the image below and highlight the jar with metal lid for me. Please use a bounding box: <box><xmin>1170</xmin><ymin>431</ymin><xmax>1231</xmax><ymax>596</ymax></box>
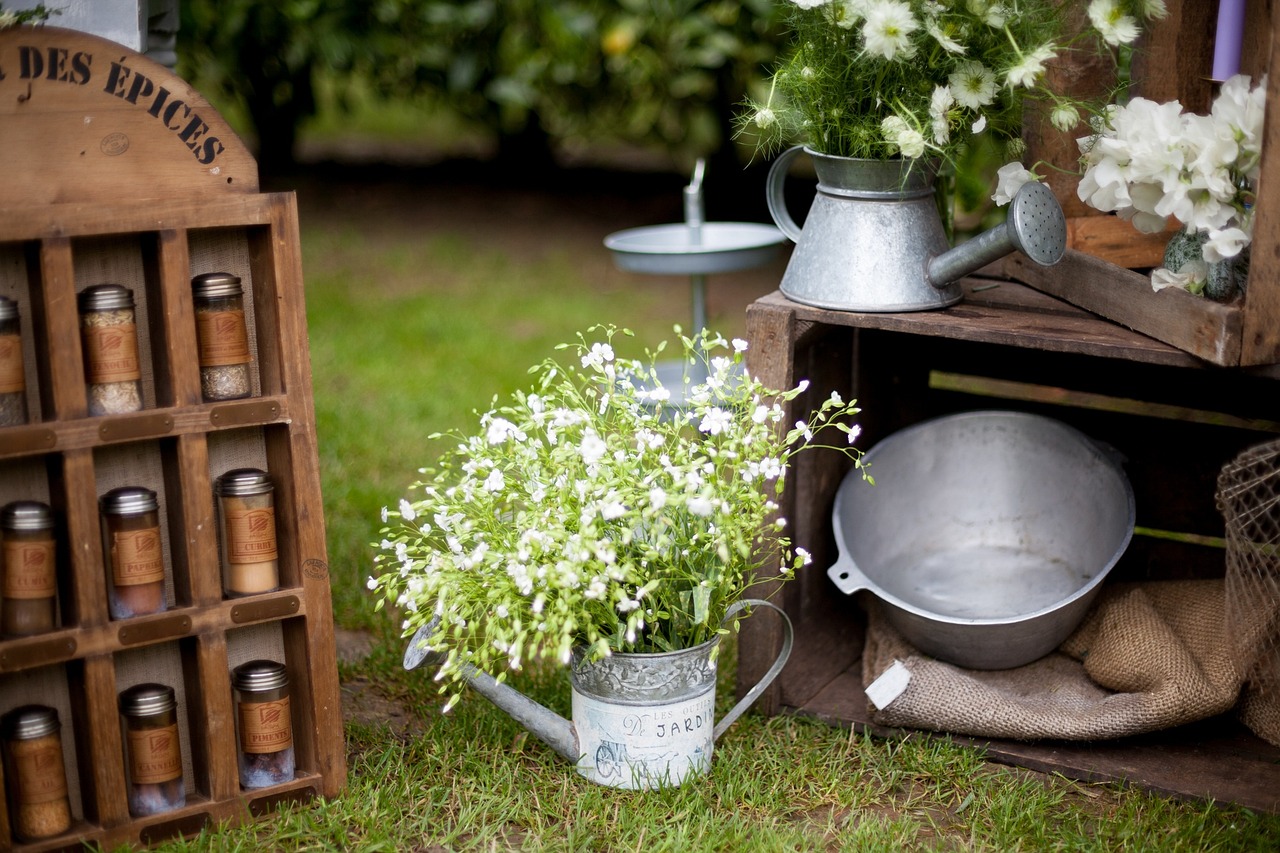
<box><xmin>192</xmin><ymin>272</ymin><xmax>252</xmax><ymax>401</ymax></box>
<box><xmin>0</xmin><ymin>296</ymin><xmax>29</xmax><ymax>427</ymax></box>
<box><xmin>78</xmin><ymin>284</ymin><xmax>144</xmax><ymax>416</ymax></box>
<box><xmin>0</xmin><ymin>501</ymin><xmax>57</xmax><ymax>637</ymax></box>
<box><xmin>1</xmin><ymin>705</ymin><xmax>72</xmax><ymax>841</ymax></box>
<box><xmin>100</xmin><ymin>487</ymin><xmax>167</xmax><ymax>619</ymax></box>
<box><xmin>232</xmin><ymin>659</ymin><xmax>295</xmax><ymax>788</ymax></box>
<box><xmin>118</xmin><ymin>683</ymin><xmax>185</xmax><ymax>816</ymax></box>
<box><xmin>215</xmin><ymin>468</ymin><xmax>279</xmax><ymax>597</ymax></box>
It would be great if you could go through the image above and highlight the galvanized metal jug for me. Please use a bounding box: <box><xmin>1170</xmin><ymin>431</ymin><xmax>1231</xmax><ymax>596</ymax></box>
<box><xmin>767</xmin><ymin>146</ymin><xmax>1067</xmax><ymax>312</ymax></box>
<box><xmin>404</xmin><ymin>598</ymin><xmax>793</xmax><ymax>790</ymax></box>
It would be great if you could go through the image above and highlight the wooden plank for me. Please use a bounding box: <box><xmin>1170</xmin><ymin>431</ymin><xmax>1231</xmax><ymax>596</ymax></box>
<box><xmin>1240</xmin><ymin>3</ymin><xmax>1280</xmax><ymax>366</ymax></box>
<box><xmin>144</xmin><ymin>229</ymin><xmax>201</xmax><ymax>408</ymax></box>
<box><xmin>0</xmin><ymin>193</ymin><xmax>280</xmax><ymax>242</ymax></box>
<box><xmin>0</xmin><ymin>26</ymin><xmax>257</xmax><ymax>206</ymax></box>
<box><xmin>163</xmin><ymin>434</ymin><xmax>219</xmax><ymax>607</ymax></box>
<box><xmin>1003</xmin><ymin>251</ymin><xmax>1244</xmax><ymax>366</ymax></box>
<box><xmin>1065</xmin><ymin>215</ymin><xmax>1176</xmax><ymax>270</ymax></box>
<box><xmin>29</xmin><ymin>237</ymin><xmax>88</xmax><ymax>420</ymax></box>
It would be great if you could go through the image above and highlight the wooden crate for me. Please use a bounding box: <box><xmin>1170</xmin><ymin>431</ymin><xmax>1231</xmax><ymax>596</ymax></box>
<box><xmin>740</xmin><ymin>282</ymin><xmax>1280</xmax><ymax>813</ymax></box>
<box><xmin>1016</xmin><ymin>0</ymin><xmax>1280</xmax><ymax>367</ymax></box>
<box><xmin>0</xmin><ymin>26</ymin><xmax>344</xmax><ymax>850</ymax></box>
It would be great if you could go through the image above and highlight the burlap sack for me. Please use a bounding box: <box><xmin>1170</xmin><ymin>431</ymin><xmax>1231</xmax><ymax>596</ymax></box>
<box><xmin>862</xmin><ymin>580</ymin><xmax>1253</xmax><ymax>741</ymax></box>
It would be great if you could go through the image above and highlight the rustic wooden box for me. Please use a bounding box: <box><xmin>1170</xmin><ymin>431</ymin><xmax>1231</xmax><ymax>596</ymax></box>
<box><xmin>740</xmin><ymin>282</ymin><xmax>1280</xmax><ymax>813</ymax></box>
<box><xmin>0</xmin><ymin>26</ymin><xmax>344</xmax><ymax>850</ymax></box>
<box><xmin>1016</xmin><ymin>1</ymin><xmax>1280</xmax><ymax>367</ymax></box>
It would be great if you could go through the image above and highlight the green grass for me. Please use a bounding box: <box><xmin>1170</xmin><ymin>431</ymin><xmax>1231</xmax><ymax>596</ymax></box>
<box><xmin>149</xmin><ymin>172</ymin><xmax>1280</xmax><ymax>851</ymax></box>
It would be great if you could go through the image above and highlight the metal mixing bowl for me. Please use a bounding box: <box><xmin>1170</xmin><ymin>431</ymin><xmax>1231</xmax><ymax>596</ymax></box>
<box><xmin>827</xmin><ymin>410</ymin><xmax>1134</xmax><ymax>669</ymax></box>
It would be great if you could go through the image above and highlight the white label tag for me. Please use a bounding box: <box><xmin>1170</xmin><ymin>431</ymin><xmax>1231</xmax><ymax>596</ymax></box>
<box><xmin>865</xmin><ymin>659</ymin><xmax>912</xmax><ymax>710</ymax></box>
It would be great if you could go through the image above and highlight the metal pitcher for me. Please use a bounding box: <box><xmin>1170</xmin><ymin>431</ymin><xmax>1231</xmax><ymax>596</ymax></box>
<box><xmin>767</xmin><ymin>146</ymin><xmax>1067</xmax><ymax>312</ymax></box>
<box><xmin>404</xmin><ymin>598</ymin><xmax>793</xmax><ymax>789</ymax></box>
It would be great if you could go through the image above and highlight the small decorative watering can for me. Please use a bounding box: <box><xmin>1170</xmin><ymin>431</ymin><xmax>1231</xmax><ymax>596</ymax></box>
<box><xmin>404</xmin><ymin>599</ymin><xmax>793</xmax><ymax>790</ymax></box>
<box><xmin>767</xmin><ymin>146</ymin><xmax>1068</xmax><ymax>312</ymax></box>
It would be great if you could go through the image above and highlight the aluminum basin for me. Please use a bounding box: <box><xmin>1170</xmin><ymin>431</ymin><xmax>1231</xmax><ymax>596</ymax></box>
<box><xmin>827</xmin><ymin>411</ymin><xmax>1134</xmax><ymax>669</ymax></box>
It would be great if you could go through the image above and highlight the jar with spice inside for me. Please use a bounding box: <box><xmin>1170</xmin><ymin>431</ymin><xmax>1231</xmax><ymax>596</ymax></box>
<box><xmin>118</xmin><ymin>683</ymin><xmax>186</xmax><ymax>816</ymax></box>
<box><xmin>1</xmin><ymin>705</ymin><xmax>73</xmax><ymax>842</ymax></box>
<box><xmin>192</xmin><ymin>272</ymin><xmax>253</xmax><ymax>401</ymax></box>
<box><xmin>0</xmin><ymin>501</ymin><xmax>58</xmax><ymax>637</ymax></box>
<box><xmin>78</xmin><ymin>284</ymin><xmax>144</xmax><ymax>416</ymax></box>
<box><xmin>0</xmin><ymin>295</ymin><xmax>29</xmax><ymax>427</ymax></box>
<box><xmin>215</xmin><ymin>468</ymin><xmax>279</xmax><ymax>597</ymax></box>
<box><xmin>232</xmin><ymin>659</ymin><xmax>295</xmax><ymax>788</ymax></box>
<box><xmin>100</xmin><ymin>487</ymin><xmax>167</xmax><ymax>619</ymax></box>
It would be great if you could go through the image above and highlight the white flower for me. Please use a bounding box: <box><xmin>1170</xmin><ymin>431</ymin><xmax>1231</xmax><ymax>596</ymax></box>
<box><xmin>0</xmin><ymin>12</ymin><xmax>18</xmax><ymax>29</ymax></box>
<box><xmin>380</xmin><ymin>506</ymin><xmax>389</xmax><ymax>523</ymax></box>
<box><xmin>699</xmin><ymin>407</ymin><xmax>733</xmax><ymax>436</ymax></box>
<box><xmin>366</xmin><ymin>575</ymin><xmax>379</xmax><ymax>590</ymax></box>
<box><xmin>687</xmin><ymin>496</ymin><xmax>714</xmax><ymax>517</ymax></box>
<box><xmin>1203</xmin><ymin>227</ymin><xmax>1250</xmax><ymax>263</ymax></box>
<box><xmin>754</xmin><ymin>107</ymin><xmax>777</xmax><ymax>129</ymax></box>
<box><xmin>1050</xmin><ymin>103</ymin><xmax>1080</xmax><ymax>132</ymax></box>
<box><xmin>991</xmin><ymin>162</ymin><xmax>1038</xmax><ymax>206</ymax></box>
<box><xmin>580</xmin><ymin>342</ymin><xmax>614</xmax><ymax>370</ymax></box>
<box><xmin>580</xmin><ymin>431</ymin><xmax>607</xmax><ymax>465</ymax></box>
<box><xmin>486</xmin><ymin>417</ymin><xmax>525</xmax><ymax>445</ymax></box>
<box><xmin>929</xmin><ymin>86</ymin><xmax>954</xmax><ymax>145</ymax></box>
<box><xmin>949</xmin><ymin>60</ymin><xmax>997</xmax><ymax>110</ymax></box>
<box><xmin>732</xmin><ymin>338</ymin><xmax>749</xmax><ymax>353</ymax></box>
<box><xmin>796</xmin><ymin>547</ymin><xmax>814</xmax><ymax>566</ymax></box>
<box><xmin>881</xmin><ymin>115</ymin><xmax>926</xmax><ymax>158</ymax></box>
<box><xmin>1088</xmin><ymin>0</ymin><xmax>1140</xmax><ymax>46</ymax></box>
<box><xmin>1151</xmin><ymin>262</ymin><xmax>1207</xmax><ymax>294</ymax></box>
<box><xmin>971</xmin><ymin>114</ymin><xmax>987</xmax><ymax>134</ymax></box>
<box><xmin>1005</xmin><ymin>44</ymin><xmax>1055</xmax><ymax>89</ymax></box>
<box><xmin>648</xmin><ymin>487</ymin><xmax>668</xmax><ymax>511</ymax></box>
<box><xmin>752</xmin><ymin>405</ymin><xmax>770</xmax><ymax>424</ymax></box>
<box><xmin>925</xmin><ymin>19</ymin><xmax>965</xmax><ymax>54</ymax></box>
<box><xmin>790</xmin><ymin>0</ymin><xmax>831</xmax><ymax>7</ymax></box>
<box><xmin>862</xmin><ymin>1</ymin><xmax>919</xmax><ymax>61</ymax></box>
<box><xmin>399</xmin><ymin>499</ymin><xmax>417</xmax><ymax>522</ymax></box>
<box><xmin>483</xmin><ymin>469</ymin><xmax>505</xmax><ymax>493</ymax></box>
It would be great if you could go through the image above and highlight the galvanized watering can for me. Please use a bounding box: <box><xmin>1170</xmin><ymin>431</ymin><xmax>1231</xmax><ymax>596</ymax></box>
<box><xmin>767</xmin><ymin>146</ymin><xmax>1068</xmax><ymax>312</ymax></box>
<box><xmin>404</xmin><ymin>599</ymin><xmax>793</xmax><ymax>789</ymax></box>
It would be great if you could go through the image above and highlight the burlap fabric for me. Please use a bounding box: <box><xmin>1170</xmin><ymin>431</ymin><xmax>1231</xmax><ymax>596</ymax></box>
<box><xmin>862</xmin><ymin>579</ymin><xmax>1268</xmax><ymax>742</ymax></box>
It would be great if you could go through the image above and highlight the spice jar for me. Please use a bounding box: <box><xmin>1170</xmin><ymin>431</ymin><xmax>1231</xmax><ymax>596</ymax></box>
<box><xmin>215</xmin><ymin>468</ymin><xmax>279</xmax><ymax>597</ymax></box>
<box><xmin>232</xmin><ymin>660</ymin><xmax>294</xmax><ymax>789</ymax></box>
<box><xmin>118</xmin><ymin>683</ymin><xmax>185</xmax><ymax>816</ymax></box>
<box><xmin>78</xmin><ymin>284</ymin><xmax>144</xmax><ymax>416</ymax></box>
<box><xmin>100</xmin><ymin>487</ymin><xmax>167</xmax><ymax>619</ymax></box>
<box><xmin>192</xmin><ymin>272</ymin><xmax>252</xmax><ymax>401</ymax></box>
<box><xmin>1</xmin><ymin>705</ymin><xmax>72</xmax><ymax>841</ymax></box>
<box><xmin>0</xmin><ymin>501</ymin><xmax>57</xmax><ymax>637</ymax></box>
<box><xmin>0</xmin><ymin>296</ymin><xmax>28</xmax><ymax>427</ymax></box>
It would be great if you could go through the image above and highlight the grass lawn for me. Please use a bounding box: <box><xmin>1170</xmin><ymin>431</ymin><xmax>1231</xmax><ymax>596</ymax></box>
<box><xmin>145</xmin><ymin>164</ymin><xmax>1280</xmax><ymax>851</ymax></box>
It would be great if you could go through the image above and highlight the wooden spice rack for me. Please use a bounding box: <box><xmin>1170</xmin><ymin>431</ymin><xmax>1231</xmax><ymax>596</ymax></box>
<box><xmin>0</xmin><ymin>26</ymin><xmax>344</xmax><ymax>850</ymax></box>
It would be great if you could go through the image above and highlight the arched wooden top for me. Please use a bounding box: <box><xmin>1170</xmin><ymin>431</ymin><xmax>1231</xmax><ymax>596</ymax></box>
<box><xmin>0</xmin><ymin>24</ymin><xmax>258</xmax><ymax>205</ymax></box>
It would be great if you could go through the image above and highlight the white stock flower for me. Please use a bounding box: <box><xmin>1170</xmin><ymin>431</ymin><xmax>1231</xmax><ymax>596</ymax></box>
<box><xmin>1151</xmin><ymin>262</ymin><xmax>1207</xmax><ymax>294</ymax></box>
<box><xmin>862</xmin><ymin>1</ymin><xmax>919</xmax><ymax>61</ymax></box>
<box><xmin>1203</xmin><ymin>227</ymin><xmax>1250</xmax><ymax>262</ymax></box>
<box><xmin>991</xmin><ymin>162</ymin><xmax>1038</xmax><ymax>206</ymax></box>
<box><xmin>949</xmin><ymin>60</ymin><xmax>997</xmax><ymax>110</ymax></box>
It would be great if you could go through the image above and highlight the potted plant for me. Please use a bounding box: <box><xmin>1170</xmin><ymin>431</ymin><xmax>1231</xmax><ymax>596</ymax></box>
<box><xmin>370</xmin><ymin>327</ymin><xmax>867</xmax><ymax>788</ymax></box>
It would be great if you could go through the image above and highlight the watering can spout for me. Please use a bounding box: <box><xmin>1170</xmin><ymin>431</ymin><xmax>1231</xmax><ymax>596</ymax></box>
<box><xmin>926</xmin><ymin>181</ymin><xmax>1066</xmax><ymax>289</ymax></box>
<box><xmin>403</xmin><ymin>622</ymin><xmax>580</xmax><ymax>763</ymax></box>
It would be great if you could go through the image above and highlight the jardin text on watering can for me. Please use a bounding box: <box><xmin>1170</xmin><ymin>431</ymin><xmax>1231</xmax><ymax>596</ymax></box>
<box><xmin>404</xmin><ymin>599</ymin><xmax>793</xmax><ymax>790</ymax></box>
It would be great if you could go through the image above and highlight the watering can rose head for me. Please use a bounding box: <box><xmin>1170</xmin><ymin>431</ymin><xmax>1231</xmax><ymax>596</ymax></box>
<box><xmin>741</xmin><ymin>0</ymin><xmax>1162</xmax><ymax>163</ymax></box>
<box><xmin>369</xmin><ymin>327</ymin><xmax>868</xmax><ymax>708</ymax></box>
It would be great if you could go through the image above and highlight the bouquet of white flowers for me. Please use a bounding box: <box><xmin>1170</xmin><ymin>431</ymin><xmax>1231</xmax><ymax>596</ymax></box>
<box><xmin>743</xmin><ymin>0</ymin><xmax>1162</xmax><ymax>162</ymax></box>
<box><xmin>1075</xmin><ymin>73</ymin><xmax>1266</xmax><ymax>297</ymax></box>
<box><xmin>369</xmin><ymin>328</ymin><xmax>867</xmax><ymax>707</ymax></box>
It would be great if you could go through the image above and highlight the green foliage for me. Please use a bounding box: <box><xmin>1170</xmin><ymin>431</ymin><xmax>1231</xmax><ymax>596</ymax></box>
<box><xmin>178</xmin><ymin>0</ymin><xmax>786</xmax><ymax>168</ymax></box>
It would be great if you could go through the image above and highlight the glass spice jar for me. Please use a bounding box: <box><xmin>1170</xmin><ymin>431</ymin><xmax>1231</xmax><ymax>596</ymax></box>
<box><xmin>118</xmin><ymin>683</ymin><xmax>185</xmax><ymax>816</ymax></box>
<box><xmin>192</xmin><ymin>272</ymin><xmax>252</xmax><ymax>402</ymax></box>
<box><xmin>231</xmin><ymin>659</ymin><xmax>295</xmax><ymax>789</ymax></box>
<box><xmin>215</xmin><ymin>468</ymin><xmax>279</xmax><ymax>597</ymax></box>
<box><xmin>0</xmin><ymin>296</ymin><xmax>29</xmax><ymax>427</ymax></box>
<box><xmin>1</xmin><ymin>705</ymin><xmax>72</xmax><ymax>841</ymax></box>
<box><xmin>0</xmin><ymin>501</ymin><xmax>57</xmax><ymax>637</ymax></box>
<box><xmin>99</xmin><ymin>487</ymin><xmax>167</xmax><ymax>619</ymax></box>
<box><xmin>78</xmin><ymin>284</ymin><xmax>144</xmax><ymax>416</ymax></box>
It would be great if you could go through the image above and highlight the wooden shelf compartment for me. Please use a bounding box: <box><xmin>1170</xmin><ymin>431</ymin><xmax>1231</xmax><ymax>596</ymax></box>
<box><xmin>739</xmin><ymin>281</ymin><xmax>1280</xmax><ymax>814</ymax></box>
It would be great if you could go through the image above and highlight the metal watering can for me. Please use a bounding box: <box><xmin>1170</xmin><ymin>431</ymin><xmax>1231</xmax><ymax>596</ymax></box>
<box><xmin>766</xmin><ymin>146</ymin><xmax>1068</xmax><ymax>312</ymax></box>
<box><xmin>404</xmin><ymin>599</ymin><xmax>793</xmax><ymax>789</ymax></box>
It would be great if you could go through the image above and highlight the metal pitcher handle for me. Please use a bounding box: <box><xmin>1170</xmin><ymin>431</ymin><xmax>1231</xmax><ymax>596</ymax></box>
<box><xmin>765</xmin><ymin>145</ymin><xmax>807</xmax><ymax>243</ymax></box>
<box><xmin>712</xmin><ymin>597</ymin><xmax>794</xmax><ymax>740</ymax></box>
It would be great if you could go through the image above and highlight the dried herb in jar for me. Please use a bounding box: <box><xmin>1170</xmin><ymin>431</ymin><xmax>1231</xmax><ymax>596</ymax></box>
<box><xmin>0</xmin><ymin>501</ymin><xmax>57</xmax><ymax>637</ymax></box>
<box><xmin>100</xmin><ymin>487</ymin><xmax>167</xmax><ymax>619</ymax></box>
<box><xmin>215</xmin><ymin>468</ymin><xmax>279</xmax><ymax>597</ymax></box>
<box><xmin>78</xmin><ymin>284</ymin><xmax>144</xmax><ymax>416</ymax></box>
<box><xmin>232</xmin><ymin>659</ymin><xmax>295</xmax><ymax>789</ymax></box>
<box><xmin>1</xmin><ymin>705</ymin><xmax>72</xmax><ymax>841</ymax></box>
<box><xmin>119</xmin><ymin>683</ymin><xmax>186</xmax><ymax>816</ymax></box>
<box><xmin>192</xmin><ymin>272</ymin><xmax>252</xmax><ymax>401</ymax></box>
<box><xmin>0</xmin><ymin>296</ymin><xmax>29</xmax><ymax>427</ymax></box>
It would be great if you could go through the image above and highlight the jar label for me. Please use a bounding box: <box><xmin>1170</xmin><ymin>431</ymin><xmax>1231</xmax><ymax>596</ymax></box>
<box><xmin>11</xmin><ymin>737</ymin><xmax>69</xmax><ymax>804</ymax></box>
<box><xmin>196</xmin><ymin>309</ymin><xmax>251</xmax><ymax>366</ymax></box>
<box><xmin>0</xmin><ymin>333</ymin><xmax>26</xmax><ymax>394</ymax></box>
<box><xmin>3</xmin><ymin>538</ymin><xmax>56</xmax><ymax>599</ymax></box>
<box><xmin>226</xmin><ymin>505</ymin><xmax>278</xmax><ymax>563</ymax></box>
<box><xmin>239</xmin><ymin>697</ymin><xmax>293</xmax><ymax>753</ymax></box>
<box><xmin>112</xmin><ymin>528</ymin><xmax>165</xmax><ymax>585</ymax></box>
<box><xmin>82</xmin><ymin>323</ymin><xmax>141</xmax><ymax>383</ymax></box>
<box><xmin>127</xmin><ymin>722</ymin><xmax>183</xmax><ymax>783</ymax></box>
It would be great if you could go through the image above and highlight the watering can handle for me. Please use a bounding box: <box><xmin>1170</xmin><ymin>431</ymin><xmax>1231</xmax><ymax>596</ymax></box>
<box><xmin>713</xmin><ymin>598</ymin><xmax>794</xmax><ymax>740</ymax></box>
<box><xmin>765</xmin><ymin>145</ymin><xmax>807</xmax><ymax>243</ymax></box>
